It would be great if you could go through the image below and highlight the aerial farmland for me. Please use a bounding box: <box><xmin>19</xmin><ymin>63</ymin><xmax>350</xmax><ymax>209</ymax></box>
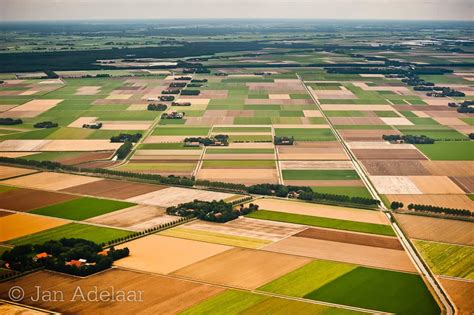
<box><xmin>0</xmin><ymin>14</ymin><xmax>473</xmax><ymax>315</ymax></box>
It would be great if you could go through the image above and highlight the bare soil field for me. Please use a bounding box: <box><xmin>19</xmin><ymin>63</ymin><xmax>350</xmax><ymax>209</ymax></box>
<box><xmin>0</xmin><ymin>165</ymin><xmax>36</xmax><ymax>179</ymax></box>
<box><xmin>115</xmin><ymin>235</ymin><xmax>231</xmax><ymax>274</ymax></box>
<box><xmin>408</xmin><ymin>176</ymin><xmax>465</xmax><ymax>194</ymax></box>
<box><xmin>0</xmin><ymin>188</ymin><xmax>78</xmax><ymax>211</ymax></box>
<box><xmin>0</xmin><ymin>140</ymin><xmax>49</xmax><ymax>151</ymax></box>
<box><xmin>127</xmin><ymin>187</ymin><xmax>236</xmax><ymax>207</ymax></box>
<box><xmin>277</xmin><ymin>141</ymin><xmax>349</xmax><ymax>160</ymax></box>
<box><xmin>353</xmin><ymin>149</ymin><xmax>426</xmax><ymax>160</ymax></box>
<box><xmin>262</xmin><ymin>236</ymin><xmax>416</xmax><ymax>273</ymax></box>
<box><xmin>197</xmin><ymin>169</ymin><xmax>279</xmax><ymax>185</ymax></box>
<box><xmin>347</xmin><ymin>142</ymin><xmax>415</xmax><ymax>150</ymax></box>
<box><xmin>1</xmin><ymin>99</ymin><xmax>63</xmax><ymax>117</ymax></box>
<box><xmin>40</xmin><ymin>140</ymin><xmax>122</xmax><ymax>151</ymax></box>
<box><xmin>380</xmin><ymin>117</ymin><xmax>413</xmax><ymax>126</ymax></box>
<box><xmin>0</xmin><ymin>302</ymin><xmax>48</xmax><ymax>314</ymax></box>
<box><xmin>0</xmin><ymin>269</ymin><xmax>224</xmax><ymax>314</ymax></box>
<box><xmin>439</xmin><ymin>277</ymin><xmax>474</xmax><ymax>315</ymax></box>
<box><xmin>279</xmin><ymin>160</ymin><xmax>353</xmax><ymax>170</ymax></box>
<box><xmin>99</xmin><ymin>121</ymin><xmax>152</xmax><ymax>131</ymax></box>
<box><xmin>253</xmin><ymin>198</ymin><xmax>389</xmax><ymax>225</ymax></box>
<box><xmin>450</xmin><ymin>177</ymin><xmax>474</xmax><ymax>193</ymax></box>
<box><xmin>361</xmin><ymin>160</ymin><xmax>431</xmax><ymax>176</ymax></box>
<box><xmin>182</xmin><ymin>217</ymin><xmax>305</xmax><ymax>242</ymax></box>
<box><xmin>173</xmin><ymin>247</ymin><xmax>311</xmax><ymax>289</ymax></box>
<box><xmin>0</xmin><ymin>213</ymin><xmax>68</xmax><ymax>242</ymax></box>
<box><xmin>388</xmin><ymin>194</ymin><xmax>474</xmax><ymax>211</ymax></box>
<box><xmin>369</xmin><ymin>176</ymin><xmax>422</xmax><ymax>194</ymax></box>
<box><xmin>4</xmin><ymin>172</ymin><xmax>102</xmax><ymax>191</ymax></box>
<box><xmin>57</xmin><ymin>151</ymin><xmax>114</xmax><ymax>165</ymax></box>
<box><xmin>295</xmin><ymin>227</ymin><xmax>403</xmax><ymax>250</ymax></box>
<box><xmin>394</xmin><ymin>213</ymin><xmax>474</xmax><ymax>246</ymax></box>
<box><xmin>86</xmin><ymin>205</ymin><xmax>171</xmax><ymax>231</ymax></box>
<box><xmin>63</xmin><ymin>179</ymin><xmax>166</xmax><ymax>199</ymax></box>
<box><xmin>339</xmin><ymin>130</ymin><xmax>401</xmax><ymax>142</ymax></box>
<box><xmin>67</xmin><ymin>117</ymin><xmax>98</xmax><ymax>128</ymax></box>
<box><xmin>75</xmin><ymin>86</ymin><xmax>100</xmax><ymax>95</ymax></box>
<box><xmin>421</xmin><ymin>161</ymin><xmax>474</xmax><ymax>177</ymax></box>
<box><xmin>202</xmin><ymin>154</ymin><xmax>275</xmax><ymax>161</ymax></box>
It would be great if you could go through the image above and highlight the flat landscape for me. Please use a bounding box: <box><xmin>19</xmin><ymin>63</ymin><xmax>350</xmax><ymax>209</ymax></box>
<box><xmin>0</xmin><ymin>17</ymin><xmax>472</xmax><ymax>314</ymax></box>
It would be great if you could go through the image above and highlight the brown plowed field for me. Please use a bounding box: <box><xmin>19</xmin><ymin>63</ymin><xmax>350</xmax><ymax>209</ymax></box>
<box><xmin>0</xmin><ymin>188</ymin><xmax>78</xmax><ymax>211</ymax></box>
<box><xmin>58</xmin><ymin>151</ymin><xmax>114</xmax><ymax>165</ymax></box>
<box><xmin>421</xmin><ymin>161</ymin><xmax>474</xmax><ymax>177</ymax></box>
<box><xmin>197</xmin><ymin>169</ymin><xmax>279</xmax><ymax>185</ymax></box>
<box><xmin>0</xmin><ymin>210</ymin><xmax>13</xmax><ymax>217</ymax></box>
<box><xmin>409</xmin><ymin>176</ymin><xmax>465</xmax><ymax>194</ymax></box>
<box><xmin>361</xmin><ymin>160</ymin><xmax>431</xmax><ymax>176</ymax></box>
<box><xmin>439</xmin><ymin>277</ymin><xmax>474</xmax><ymax>315</ymax></box>
<box><xmin>295</xmin><ymin>227</ymin><xmax>403</xmax><ymax>250</ymax></box>
<box><xmin>173</xmin><ymin>248</ymin><xmax>311</xmax><ymax>289</ymax></box>
<box><xmin>353</xmin><ymin>149</ymin><xmax>427</xmax><ymax>160</ymax></box>
<box><xmin>450</xmin><ymin>177</ymin><xmax>474</xmax><ymax>193</ymax></box>
<box><xmin>3</xmin><ymin>172</ymin><xmax>102</xmax><ymax>191</ymax></box>
<box><xmin>387</xmin><ymin>194</ymin><xmax>474</xmax><ymax>211</ymax></box>
<box><xmin>0</xmin><ymin>269</ymin><xmax>224</xmax><ymax>314</ymax></box>
<box><xmin>263</xmin><ymin>236</ymin><xmax>416</xmax><ymax>273</ymax></box>
<box><xmin>62</xmin><ymin>179</ymin><xmax>166</xmax><ymax>200</ymax></box>
<box><xmin>394</xmin><ymin>213</ymin><xmax>474</xmax><ymax>246</ymax></box>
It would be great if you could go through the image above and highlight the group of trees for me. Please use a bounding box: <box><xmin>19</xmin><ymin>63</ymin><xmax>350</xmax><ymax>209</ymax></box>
<box><xmin>274</xmin><ymin>136</ymin><xmax>294</xmax><ymax>145</ymax></box>
<box><xmin>390</xmin><ymin>201</ymin><xmax>404</xmax><ymax>210</ymax></box>
<box><xmin>450</xmin><ymin>100</ymin><xmax>474</xmax><ymax>114</ymax></box>
<box><xmin>33</xmin><ymin>121</ymin><xmax>58</xmax><ymax>129</ymax></box>
<box><xmin>166</xmin><ymin>199</ymin><xmax>259</xmax><ymax>223</ymax></box>
<box><xmin>160</xmin><ymin>95</ymin><xmax>175</xmax><ymax>102</ymax></box>
<box><xmin>184</xmin><ymin>134</ymin><xmax>229</xmax><ymax>146</ymax></box>
<box><xmin>427</xmin><ymin>86</ymin><xmax>465</xmax><ymax>98</ymax></box>
<box><xmin>169</xmin><ymin>82</ymin><xmax>186</xmax><ymax>88</ymax></box>
<box><xmin>180</xmin><ymin>89</ymin><xmax>200</xmax><ymax>96</ymax></box>
<box><xmin>110</xmin><ymin>133</ymin><xmax>142</xmax><ymax>143</ymax></box>
<box><xmin>147</xmin><ymin>103</ymin><xmax>167</xmax><ymax>111</ymax></box>
<box><xmin>162</xmin><ymin>88</ymin><xmax>181</xmax><ymax>94</ymax></box>
<box><xmin>383</xmin><ymin>134</ymin><xmax>435</xmax><ymax>144</ymax></box>
<box><xmin>0</xmin><ymin>118</ymin><xmax>22</xmax><ymax>125</ymax></box>
<box><xmin>1</xmin><ymin>238</ymin><xmax>129</xmax><ymax>277</ymax></box>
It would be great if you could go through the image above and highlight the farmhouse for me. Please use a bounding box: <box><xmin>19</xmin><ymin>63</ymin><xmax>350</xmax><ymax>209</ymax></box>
<box><xmin>82</xmin><ymin>122</ymin><xmax>102</xmax><ymax>129</ymax></box>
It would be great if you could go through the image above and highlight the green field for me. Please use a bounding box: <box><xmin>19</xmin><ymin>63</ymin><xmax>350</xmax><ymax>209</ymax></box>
<box><xmin>414</xmin><ymin>240</ymin><xmax>474</xmax><ymax>280</ymax></box>
<box><xmin>117</xmin><ymin>162</ymin><xmax>196</xmax><ymax>172</ymax></box>
<box><xmin>259</xmin><ymin>259</ymin><xmax>439</xmax><ymax>314</ymax></box>
<box><xmin>228</xmin><ymin>134</ymin><xmax>273</xmax><ymax>142</ymax></box>
<box><xmin>282</xmin><ymin>170</ymin><xmax>359</xmax><ymax>180</ymax></box>
<box><xmin>152</xmin><ymin>127</ymin><xmax>210</xmax><ymax>136</ymax></box>
<box><xmin>415</xmin><ymin>141</ymin><xmax>474</xmax><ymax>160</ymax></box>
<box><xmin>274</xmin><ymin>128</ymin><xmax>336</xmax><ymax>141</ymax></box>
<box><xmin>206</xmin><ymin>148</ymin><xmax>274</xmax><ymax>154</ymax></box>
<box><xmin>247</xmin><ymin>210</ymin><xmax>395</xmax><ymax>236</ymax></box>
<box><xmin>202</xmin><ymin>160</ymin><xmax>275</xmax><ymax>168</ymax></box>
<box><xmin>30</xmin><ymin>197</ymin><xmax>135</xmax><ymax>221</ymax></box>
<box><xmin>138</xmin><ymin>143</ymin><xmax>201</xmax><ymax>150</ymax></box>
<box><xmin>179</xmin><ymin>290</ymin><xmax>361</xmax><ymax>315</ymax></box>
<box><xmin>311</xmin><ymin>186</ymin><xmax>372</xmax><ymax>198</ymax></box>
<box><xmin>7</xmin><ymin>223</ymin><xmax>133</xmax><ymax>245</ymax></box>
<box><xmin>212</xmin><ymin>127</ymin><xmax>272</xmax><ymax>133</ymax></box>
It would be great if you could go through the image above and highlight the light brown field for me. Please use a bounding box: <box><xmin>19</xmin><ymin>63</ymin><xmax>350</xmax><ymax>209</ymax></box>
<box><xmin>75</xmin><ymin>86</ymin><xmax>100</xmax><ymax>95</ymax></box>
<box><xmin>277</xmin><ymin>141</ymin><xmax>349</xmax><ymax>161</ymax></box>
<box><xmin>433</xmin><ymin>117</ymin><xmax>468</xmax><ymax>126</ymax></box>
<box><xmin>253</xmin><ymin>198</ymin><xmax>389</xmax><ymax>225</ymax></box>
<box><xmin>347</xmin><ymin>142</ymin><xmax>415</xmax><ymax>150</ymax></box>
<box><xmin>0</xmin><ymin>213</ymin><xmax>68</xmax><ymax>242</ymax></box>
<box><xmin>0</xmin><ymin>151</ymin><xmax>38</xmax><ymax>158</ymax></box>
<box><xmin>0</xmin><ymin>140</ymin><xmax>49</xmax><ymax>151</ymax></box>
<box><xmin>0</xmin><ymin>165</ymin><xmax>36</xmax><ymax>179</ymax></box>
<box><xmin>439</xmin><ymin>277</ymin><xmax>474</xmax><ymax>315</ymax></box>
<box><xmin>340</xmin><ymin>130</ymin><xmax>401</xmax><ymax>142</ymax></box>
<box><xmin>387</xmin><ymin>194</ymin><xmax>474</xmax><ymax>211</ymax></box>
<box><xmin>5</xmin><ymin>99</ymin><xmax>62</xmax><ymax>111</ymax></box>
<box><xmin>353</xmin><ymin>149</ymin><xmax>426</xmax><ymax>160</ymax></box>
<box><xmin>67</xmin><ymin>117</ymin><xmax>97</xmax><ymax>128</ymax></box>
<box><xmin>182</xmin><ymin>217</ymin><xmax>305</xmax><ymax>242</ymax></box>
<box><xmin>379</xmin><ymin>117</ymin><xmax>413</xmax><ymax>125</ymax></box>
<box><xmin>127</xmin><ymin>187</ymin><xmax>236</xmax><ymax>207</ymax></box>
<box><xmin>100</xmin><ymin>121</ymin><xmax>153</xmax><ymax>130</ymax></box>
<box><xmin>408</xmin><ymin>176</ymin><xmax>465</xmax><ymax>194</ymax></box>
<box><xmin>421</xmin><ymin>161</ymin><xmax>474</xmax><ymax>177</ymax></box>
<box><xmin>0</xmin><ymin>269</ymin><xmax>224</xmax><ymax>315</ymax></box>
<box><xmin>330</xmin><ymin>117</ymin><xmax>385</xmax><ymax>125</ymax></box>
<box><xmin>279</xmin><ymin>160</ymin><xmax>353</xmax><ymax>170</ymax></box>
<box><xmin>86</xmin><ymin>205</ymin><xmax>174</xmax><ymax>231</ymax></box>
<box><xmin>263</xmin><ymin>236</ymin><xmax>416</xmax><ymax>273</ymax></box>
<box><xmin>0</xmin><ymin>302</ymin><xmax>48</xmax><ymax>314</ymax></box>
<box><xmin>370</xmin><ymin>176</ymin><xmax>422</xmax><ymax>194</ymax></box>
<box><xmin>40</xmin><ymin>140</ymin><xmax>122</xmax><ymax>151</ymax></box>
<box><xmin>3</xmin><ymin>172</ymin><xmax>101</xmax><ymax>191</ymax></box>
<box><xmin>394</xmin><ymin>213</ymin><xmax>474</xmax><ymax>246</ymax></box>
<box><xmin>173</xmin><ymin>247</ymin><xmax>311</xmax><ymax>289</ymax></box>
<box><xmin>106</xmin><ymin>94</ymin><xmax>132</xmax><ymax>100</ymax></box>
<box><xmin>303</xmin><ymin>110</ymin><xmax>323</xmax><ymax>117</ymax></box>
<box><xmin>115</xmin><ymin>235</ymin><xmax>231</xmax><ymax>274</ymax></box>
<box><xmin>197</xmin><ymin>169</ymin><xmax>279</xmax><ymax>185</ymax></box>
<box><xmin>412</xmin><ymin>110</ymin><xmax>431</xmax><ymax>118</ymax></box>
<box><xmin>321</xmin><ymin>104</ymin><xmax>394</xmax><ymax>111</ymax></box>
<box><xmin>203</xmin><ymin>154</ymin><xmax>274</xmax><ymax>160</ymax></box>
<box><xmin>361</xmin><ymin>160</ymin><xmax>431</xmax><ymax>176</ymax></box>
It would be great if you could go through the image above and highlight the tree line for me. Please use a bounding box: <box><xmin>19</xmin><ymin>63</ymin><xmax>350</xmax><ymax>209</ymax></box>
<box><xmin>391</xmin><ymin>201</ymin><xmax>472</xmax><ymax>217</ymax></box>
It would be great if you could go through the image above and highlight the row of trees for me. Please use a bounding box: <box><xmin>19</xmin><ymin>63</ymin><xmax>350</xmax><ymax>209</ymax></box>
<box><xmin>180</xmin><ymin>89</ymin><xmax>200</xmax><ymax>96</ymax></box>
<box><xmin>391</xmin><ymin>201</ymin><xmax>472</xmax><ymax>217</ymax></box>
<box><xmin>383</xmin><ymin>134</ymin><xmax>435</xmax><ymax>144</ymax></box>
<box><xmin>166</xmin><ymin>200</ymin><xmax>259</xmax><ymax>223</ymax></box>
<box><xmin>116</xmin><ymin>141</ymin><xmax>133</xmax><ymax>159</ymax></box>
<box><xmin>147</xmin><ymin>103</ymin><xmax>167</xmax><ymax>111</ymax></box>
<box><xmin>0</xmin><ymin>118</ymin><xmax>22</xmax><ymax>125</ymax></box>
<box><xmin>184</xmin><ymin>135</ymin><xmax>229</xmax><ymax>146</ymax></box>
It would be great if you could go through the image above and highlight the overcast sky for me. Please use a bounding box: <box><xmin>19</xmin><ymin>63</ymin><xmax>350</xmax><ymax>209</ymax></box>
<box><xmin>1</xmin><ymin>0</ymin><xmax>473</xmax><ymax>21</ymax></box>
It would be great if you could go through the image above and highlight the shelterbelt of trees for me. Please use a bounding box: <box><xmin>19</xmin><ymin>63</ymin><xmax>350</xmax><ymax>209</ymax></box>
<box><xmin>0</xmin><ymin>157</ymin><xmax>380</xmax><ymax>208</ymax></box>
